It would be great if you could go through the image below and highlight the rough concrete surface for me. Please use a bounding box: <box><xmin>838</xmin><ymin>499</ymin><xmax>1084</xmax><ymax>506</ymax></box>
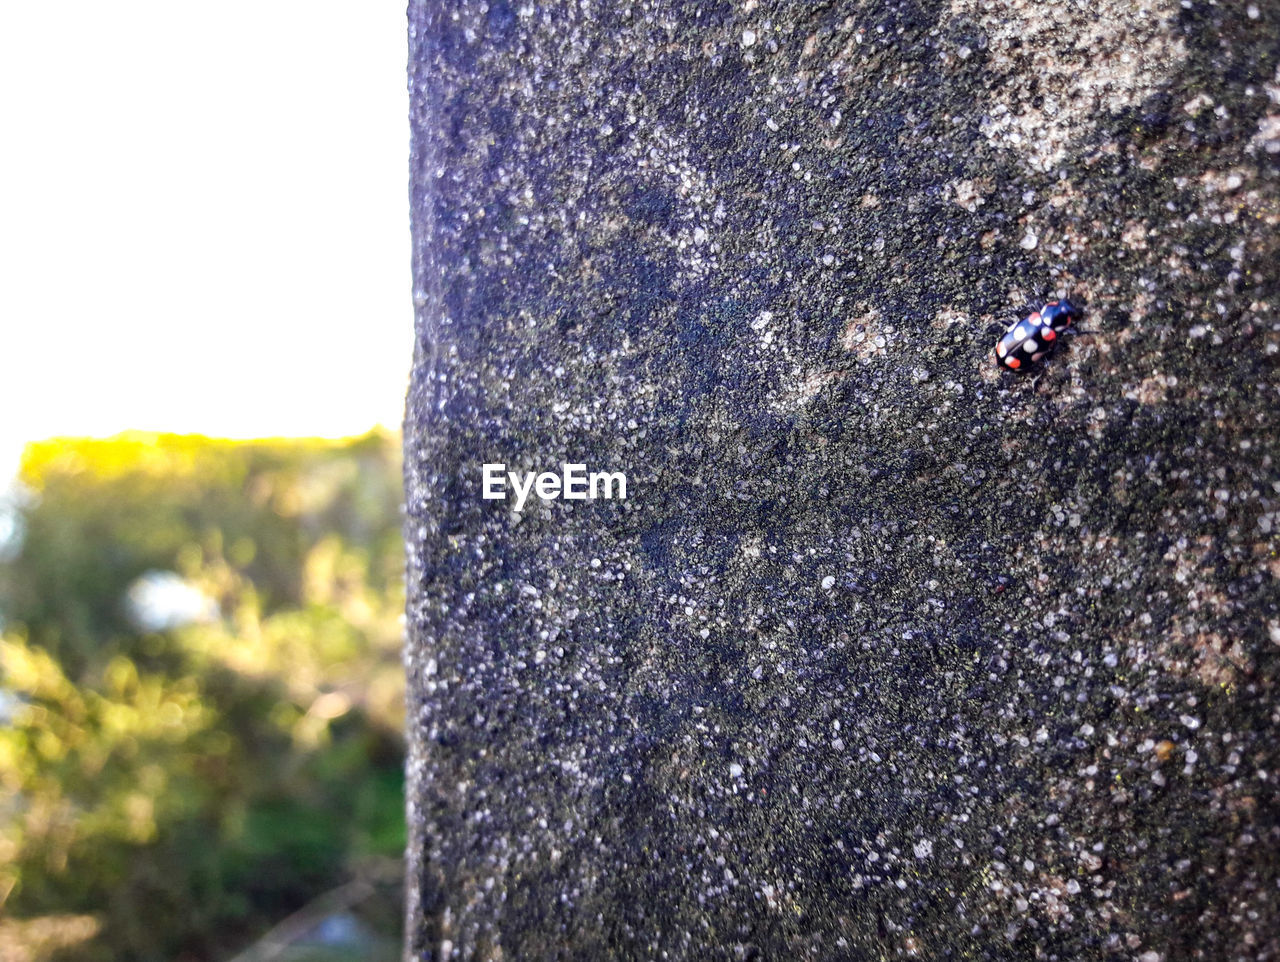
<box><xmin>404</xmin><ymin>0</ymin><xmax>1280</xmax><ymax>958</ymax></box>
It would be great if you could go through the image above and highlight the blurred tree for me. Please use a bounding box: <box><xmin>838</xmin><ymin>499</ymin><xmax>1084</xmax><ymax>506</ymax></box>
<box><xmin>0</xmin><ymin>432</ymin><xmax>405</xmax><ymax>961</ymax></box>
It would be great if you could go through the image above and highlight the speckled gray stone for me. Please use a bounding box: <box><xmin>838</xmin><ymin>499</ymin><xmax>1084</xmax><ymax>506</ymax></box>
<box><xmin>404</xmin><ymin>2</ymin><xmax>1280</xmax><ymax>959</ymax></box>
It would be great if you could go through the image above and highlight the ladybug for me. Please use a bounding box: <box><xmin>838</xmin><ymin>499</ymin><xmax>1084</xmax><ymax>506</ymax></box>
<box><xmin>995</xmin><ymin>299</ymin><xmax>1082</xmax><ymax>372</ymax></box>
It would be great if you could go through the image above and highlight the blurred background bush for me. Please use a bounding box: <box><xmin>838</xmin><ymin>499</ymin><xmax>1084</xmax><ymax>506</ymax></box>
<box><xmin>0</xmin><ymin>431</ymin><xmax>405</xmax><ymax>962</ymax></box>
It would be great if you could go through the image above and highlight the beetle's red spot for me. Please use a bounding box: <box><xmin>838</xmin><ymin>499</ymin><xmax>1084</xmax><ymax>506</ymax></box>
<box><xmin>1006</xmin><ymin>357</ymin><xmax>1021</xmax><ymax>370</ymax></box>
<box><xmin>1043</xmin><ymin>328</ymin><xmax>1057</xmax><ymax>341</ymax></box>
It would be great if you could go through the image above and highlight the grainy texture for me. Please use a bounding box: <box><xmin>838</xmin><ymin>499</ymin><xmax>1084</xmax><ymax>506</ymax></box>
<box><xmin>404</xmin><ymin>1</ymin><xmax>1280</xmax><ymax>958</ymax></box>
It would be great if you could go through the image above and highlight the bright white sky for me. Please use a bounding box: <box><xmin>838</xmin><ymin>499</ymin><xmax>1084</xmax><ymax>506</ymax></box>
<box><xmin>0</xmin><ymin>1</ymin><xmax>412</xmax><ymax>478</ymax></box>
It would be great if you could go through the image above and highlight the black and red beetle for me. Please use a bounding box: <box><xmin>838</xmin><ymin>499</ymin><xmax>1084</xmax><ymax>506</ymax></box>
<box><xmin>994</xmin><ymin>299</ymin><xmax>1082</xmax><ymax>372</ymax></box>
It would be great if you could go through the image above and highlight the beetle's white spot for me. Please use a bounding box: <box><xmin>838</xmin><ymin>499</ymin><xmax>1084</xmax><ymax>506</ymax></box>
<box><xmin>997</xmin><ymin>341</ymin><xmax>1008</xmax><ymax>357</ymax></box>
<box><xmin>1022</xmin><ymin>339</ymin><xmax>1039</xmax><ymax>353</ymax></box>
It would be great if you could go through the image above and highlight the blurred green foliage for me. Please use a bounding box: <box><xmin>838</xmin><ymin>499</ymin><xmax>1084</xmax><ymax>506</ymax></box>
<box><xmin>0</xmin><ymin>432</ymin><xmax>406</xmax><ymax>961</ymax></box>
